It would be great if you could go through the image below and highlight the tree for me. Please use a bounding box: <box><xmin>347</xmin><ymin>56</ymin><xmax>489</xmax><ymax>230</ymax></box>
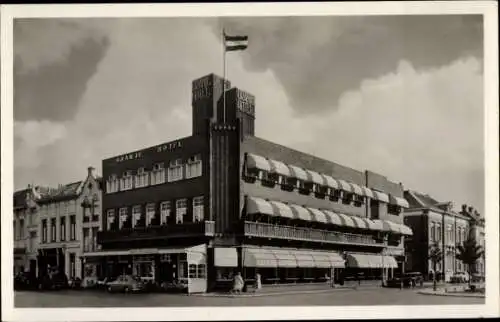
<box><xmin>456</xmin><ymin>233</ymin><xmax>484</xmax><ymax>288</ymax></box>
<box><xmin>429</xmin><ymin>244</ymin><xmax>442</xmax><ymax>291</ymax></box>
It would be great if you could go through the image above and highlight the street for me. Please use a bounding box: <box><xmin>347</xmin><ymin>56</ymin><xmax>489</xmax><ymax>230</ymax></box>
<box><xmin>15</xmin><ymin>287</ymin><xmax>484</xmax><ymax>307</ymax></box>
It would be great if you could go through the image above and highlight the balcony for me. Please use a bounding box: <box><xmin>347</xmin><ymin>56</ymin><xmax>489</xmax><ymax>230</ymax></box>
<box><xmin>243</xmin><ymin>221</ymin><xmax>384</xmax><ymax>247</ymax></box>
<box><xmin>98</xmin><ymin>220</ymin><xmax>215</xmax><ymax>244</ymax></box>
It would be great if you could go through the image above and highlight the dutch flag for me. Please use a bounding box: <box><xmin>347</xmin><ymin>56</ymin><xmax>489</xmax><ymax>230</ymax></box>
<box><xmin>224</xmin><ymin>32</ymin><xmax>248</xmax><ymax>52</ymax></box>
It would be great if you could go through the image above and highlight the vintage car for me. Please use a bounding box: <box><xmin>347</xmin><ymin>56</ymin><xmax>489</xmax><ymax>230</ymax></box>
<box><xmin>106</xmin><ymin>275</ymin><xmax>146</xmax><ymax>293</ymax></box>
<box><xmin>386</xmin><ymin>272</ymin><xmax>424</xmax><ymax>288</ymax></box>
<box><xmin>450</xmin><ymin>272</ymin><xmax>470</xmax><ymax>283</ymax></box>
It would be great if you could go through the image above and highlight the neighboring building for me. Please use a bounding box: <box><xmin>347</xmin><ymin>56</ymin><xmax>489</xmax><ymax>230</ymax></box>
<box><xmin>36</xmin><ymin>167</ymin><xmax>102</xmax><ymax>280</ymax></box>
<box><xmin>403</xmin><ymin>190</ymin><xmax>471</xmax><ymax>282</ymax></box>
<box><xmin>459</xmin><ymin>205</ymin><xmax>485</xmax><ymax>278</ymax></box>
<box><xmin>94</xmin><ymin>73</ymin><xmax>413</xmax><ymax>293</ymax></box>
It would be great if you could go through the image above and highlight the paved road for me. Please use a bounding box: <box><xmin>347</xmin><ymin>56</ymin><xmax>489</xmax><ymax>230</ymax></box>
<box><xmin>15</xmin><ymin>288</ymin><xmax>484</xmax><ymax>307</ymax></box>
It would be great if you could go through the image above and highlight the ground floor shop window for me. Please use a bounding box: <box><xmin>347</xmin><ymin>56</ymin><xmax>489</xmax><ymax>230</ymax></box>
<box><xmin>217</xmin><ymin>267</ymin><xmax>235</xmax><ymax>281</ymax></box>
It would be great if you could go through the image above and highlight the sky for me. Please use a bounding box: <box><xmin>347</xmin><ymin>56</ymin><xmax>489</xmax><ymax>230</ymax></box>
<box><xmin>13</xmin><ymin>15</ymin><xmax>484</xmax><ymax>214</ymax></box>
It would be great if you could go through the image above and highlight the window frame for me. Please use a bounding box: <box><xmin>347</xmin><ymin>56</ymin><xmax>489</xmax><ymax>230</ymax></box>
<box><xmin>160</xmin><ymin>201</ymin><xmax>171</xmax><ymax>225</ymax></box>
<box><xmin>176</xmin><ymin>199</ymin><xmax>187</xmax><ymax>224</ymax></box>
<box><xmin>192</xmin><ymin>196</ymin><xmax>204</xmax><ymax>222</ymax></box>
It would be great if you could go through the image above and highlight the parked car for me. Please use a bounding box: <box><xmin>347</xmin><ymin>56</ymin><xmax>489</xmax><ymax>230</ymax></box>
<box><xmin>38</xmin><ymin>270</ymin><xmax>69</xmax><ymax>291</ymax></box>
<box><xmin>96</xmin><ymin>277</ymin><xmax>110</xmax><ymax>290</ymax></box>
<box><xmin>159</xmin><ymin>279</ymin><xmax>188</xmax><ymax>293</ymax></box>
<box><xmin>14</xmin><ymin>272</ymin><xmax>39</xmax><ymax>290</ymax></box>
<box><xmin>386</xmin><ymin>272</ymin><xmax>423</xmax><ymax>288</ymax></box>
<box><xmin>68</xmin><ymin>277</ymin><xmax>82</xmax><ymax>289</ymax></box>
<box><xmin>107</xmin><ymin>275</ymin><xmax>146</xmax><ymax>293</ymax></box>
<box><xmin>450</xmin><ymin>272</ymin><xmax>469</xmax><ymax>283</ymax></box>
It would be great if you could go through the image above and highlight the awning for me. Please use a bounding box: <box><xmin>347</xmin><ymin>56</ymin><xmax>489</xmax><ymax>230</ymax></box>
<box><xmin>269</xmin><ymin>201</ymin><xmax>294</xmax><ymax>219</ymax></box>
<box><xmin>381</xmin><ymin>256</ymin><xmax>398</xmax><ymax>268</ymax></box>
<box><xmin>306</xmin><ymin>170</ymin><xmax>326</xmax><ymax>185</ymax></box>
<box><xmin>337</xmin><ymin>179</ymin><xmax>353</xmax><ymax>192</ymax></box>
<box><xmin>349</xmin><ymin>183</ymin><xmax>364</xmax><ymax>196</ymax></box>
<box><xmin>377</xmin><ymin>220</ymin><xmax>402</xmax><ymax>234</ymax></box>
<box><xmin>350</xmin><ymin>216</ymin><xmax>369</xmax><ymax>229</ymax></box>
<box><xmin>294</xmin><ymin>251</ymin><xmax>316</xmax><ymax>268</ymax></box>
<box><xmin>82</xmin><ymin>250</ymin><xmax>131</xmax><ymax>257</ymax></box>
<box><xmin>346</xmin><ymin>253</ymin><xmax>398</xmax><ymax>268</ymax></box>
<box><xmin>214</xmin><ymin>247</ymin><xmax>238</xmax><ymax>267</ymax></box>
<box><xmin>310</xmin><ymin>252</ymin><xmax>332</xmax><ymax>268</ymax></box>
<box><xmin>268</xmin><ymin>159</ymin><xmax>291</xmax><ymax>177</ymax></box>
<box><xmin>307</xmin><ymin>207</ymin><xmax>328</xmax><ymax>223</ymax></box>
<box><xmin>325</xmin><ymin>252</ymin><xmax>346</xmax><ymax>268</ymax></box>
<box><xmin>288</xmin><ymin>165</ymin><xmax>308</xmax><ymax>181</ymax></box>
<box><xmin>289</xmin><ymin>204</ymin><xmax>313</xmax><ymax>221</ymax></box>
<box><xmin>389</xmin><ymin>195</ymin><xmax>410</xmax><ymax>208</ymax></box>
<box><xmin>361</xmin><ymin>186</ymin><xmax>375</xmax><ymax>198</ymax></box>
<box><xmin>322</xmin><ymin>175</ymin><xmax>339</xmax><ymax>190</ymax></box>
<box><xmin>337</xmin><ymin>213</ymin><xmax>356</xmax><ymax>228</ymax></box>
<box><xmin>246</xmin><ymin>197</ymin><xmax>274</xmax><ymax>216</ymax></box>
<box><xmin>322</xmin><ymin>210</ymin><xmax>343</xmax><ymax>226</ymax></box>
<box><xmin>243</xmin><ymin>248</ymin><xmax>278</xmax><ymax>268</ymax></box>
<box><xmin>365</xmin><ymin>218</ymin><xmax>383</xmax><ymax>231</ymax></box>
<box><xmin>246</xmin><ymin>153</ymin><xmax>271</xmax><ymax>172</ymax></box>
<box><xmin>399</xmin><ymin>224</ymin><xmax>413</xmax><ymax>236</ymax></box>
<box><xmin>271</xmin><ymin>249</ymin><xmax>298</xmax><ymax>268</ymax></box>
<box><xmin>371</xmin><ymin>190</ymin><xmax>389</xmax><ymax>203</ymax></box>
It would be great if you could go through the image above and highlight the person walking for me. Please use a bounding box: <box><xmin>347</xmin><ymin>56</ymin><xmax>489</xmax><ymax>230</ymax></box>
<box><xmin>232</xmin><ymin>272</ymin><xmax>244</xmax><ymax>294</ymax></box>
<box><xmin>254</xmin><ymin>273</ymin><xmax>262</xmax><ymax>292</ymax></box>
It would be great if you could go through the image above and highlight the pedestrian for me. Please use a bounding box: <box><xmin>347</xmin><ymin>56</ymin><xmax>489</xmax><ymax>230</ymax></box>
<box><xmin>254</xmin><ymin>273</ymin><xmax>262</xmax><ymax>292</ymax></box>
<box><xmin>232</xmin><ymin>272</ymin><xmax>244</xmax><ymax>294</ymax></box>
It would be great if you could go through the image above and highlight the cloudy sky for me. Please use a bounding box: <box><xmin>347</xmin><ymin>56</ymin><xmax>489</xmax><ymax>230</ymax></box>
<box><xmin>13</xmin><ymin>15</ymin><xmax>484</xmax><ymax>213</ymax></box>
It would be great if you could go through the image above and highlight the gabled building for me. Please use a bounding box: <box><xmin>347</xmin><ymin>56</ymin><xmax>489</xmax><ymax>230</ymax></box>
<box><xmin>93</xmin><ymin>73</ymin><xmax>413</xmax><ymax>293</ymax></box>
<box><xmin>459</xmin><ymin>205</ymin><xmax>485</xmax><ymax>278</ymax></box>
<box><xmin>403</xmin><ymin>190</ymin><xmax>471</xmax><ymax>282</ymax></box>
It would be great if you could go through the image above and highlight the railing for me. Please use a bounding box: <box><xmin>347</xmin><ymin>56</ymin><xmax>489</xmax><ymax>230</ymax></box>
<box><xmin>98</xmin><ymin>220</ymin><xmax>215</xmax><ymax>243</ymax></box>
<box><xmin>243</xmin><ymin>221</ymin><xmax>383</xmax><ymax>247</ymax></box>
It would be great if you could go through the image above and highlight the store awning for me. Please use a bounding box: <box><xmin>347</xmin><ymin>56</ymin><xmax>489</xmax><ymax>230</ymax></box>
<box><xmin>377</xmin><ymin>220</ymin><xmax>402</xmax><ymax>234</ymax></box>
<box><xmin>337</xmin><ymin>179</ymin><xmax>353</xmax><ymax>192</ymax></box>
<box><xmin>389</xmin><ymin>195</ymin><xmax>410</xmax><ymax>208</ymax></box>
<box><xmin>381</xmin><ymin>256</ymin><xmax>398</xmax><ymax>268</ymax></box>
<box><xmin>337</xmin><ymin>213</ymin><xmax>356</xmax><ymax>228</ymax></box>
<box><xmin>294</xmin><ymin>251</ymin><xmax>316</xmax><ymax>268</ymax></box>
<box><xmin>288</xmin><ymin>165</ymin><xmax>308</xmax><ymax>181</ymax></box>
<box><xmin>289</xmin><ymin>204</ymin><xmax>313</xmax><ymax>221</ymax></box>
<box><xmin>346</xmin><ymin>253</ymin><xmax>398</xmax><ymax>268</ymax></box>
<box><xmin>325</xmin><ymin>252</ymin><xmax>346</xmax><ymax>268</ymax></box>
<box><xmin>306</xmin><ymin>170</ymin><xmax>326</xmax><ymax>185</ymax></box>
<box><xmin>361</xmin><ymin>186</ymin><xmax>374</xmax><ymax>198</ymax></box>
<box><xmin>322</xmin><ymin>210</ymin><xmax>343</xmax><ymax>226</ymax></box>
<box><xmin>268</xmin><ymin>159</ymin><xmax>291</xmax><ymax>177</ymax></box>
<box><xmin>269</xmin><ymin>201</ymin><xmax>294</xmax><ymax>219</ymax></box>
<box><xmin>365</xmin><ymin>218</ymin><xmax>383</xmax><ymax>231</ymax></box>
<box><xmin>82</xmin><ymin>250</ymin><xmax>131</xmax><ymax>257</ymax></box>
<box><xmin>271</xmin><ymin>249</ymin><xmax>298</xmax><ymax>268</ymax></box>
<box><xmin>310</xmin><ymin>252</ymin><xmax>332</xmax><ymax>268</ymax></box>
<box><xmin>350</xmin><ymin>216</ymin><xmax>369</xmax><ymax>230</ymax></box>
<box><xmin>246</xmin><ymin>153</ymin><xmax>271</xmax><ymax>172</ymax></box>
<box><xmin>307</xmin><ymin>207</ymin><xmax>328</xmax><ymax>223</ymax></box>
<box><xmin>322</xmin><ymin>175</ymin><xmax>339</xmax><ymax>190</ymax></box>
<box><xmin>246</xmin><ymin>197</ymin><xmax>274</xmax><ymax>216</ymax></box>
<box><xmin>399</xmin><ymin>224</ymin><xmax>413</xmax><ymax>236</ymax></box>
<box><xmin>243</xmin><ymin>248</ymin><xmax>277</xmax><ymax>268</ymax></box>
<box><xmin>214</xmin><ymin>247</ymin><xmax>238</xmax><ymax>267</ymax></box>
<box><xmin>349</xmin><ymin>183</ymin><xmax>364</xmax><ymax>196</ymax></box>
<box><xmin>371</xmin><ymin>190</ymin><xmax>389</xmax><ymax>203</ymax></box>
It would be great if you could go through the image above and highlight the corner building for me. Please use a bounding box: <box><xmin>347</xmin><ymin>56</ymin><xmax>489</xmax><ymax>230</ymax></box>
<box><xmin>95</xmin><ymin>74</ymin><xmax>413</xmax><ymax>293</ymax></box>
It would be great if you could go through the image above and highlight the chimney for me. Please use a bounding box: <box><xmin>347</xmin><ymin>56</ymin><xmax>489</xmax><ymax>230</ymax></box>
<box><xmin>461</xmin><ymin>204</ymin><xmax>467</xmax><ymax>211</ymax></box>
<box><xmin>88</xmin><ymin>166</ymin><xmax>95</xmax><ymax>177</ymax></box>
<box><xmin>468</xmin><ymin>206</ymin><xmax>473</xmax><ymax>213</ymax></box>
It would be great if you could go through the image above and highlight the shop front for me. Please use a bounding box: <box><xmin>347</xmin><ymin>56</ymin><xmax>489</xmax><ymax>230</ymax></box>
<box><xmin>345</xmin><ymin>252</ymin><xmax>398</xmax><ymax>283</ymax></box>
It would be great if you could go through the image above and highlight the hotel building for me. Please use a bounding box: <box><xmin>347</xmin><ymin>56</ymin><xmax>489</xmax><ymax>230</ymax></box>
<box><xmin>93</xmin><ymin>73</ymin><xmax>413</xmax><ymax>293</ymax></box>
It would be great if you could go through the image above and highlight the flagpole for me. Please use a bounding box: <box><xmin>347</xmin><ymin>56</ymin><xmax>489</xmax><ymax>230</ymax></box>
<box><xmin>222</xmin><ymin>27</ymin><xmax>227</xmax><ymax>124</ymax></box>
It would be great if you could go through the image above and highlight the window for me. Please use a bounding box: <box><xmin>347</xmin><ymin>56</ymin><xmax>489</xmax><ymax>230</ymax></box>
<box><xmin>193</xmin><ymin>196</ymin><xmax>204</xmax><ymax>222</ymax></box>
<box><xmin>298</xmin><ymin>180</ymin><xmax>313</xmax><ymax>193</ymax></box>
<box><xmin>92</xmin><ymin>227</ymin><xmax>98</xmax><ymax>251</ymax></box>
<box><xmin>186</xmin><ymin>154</ymin><xmax>202</xmax><ymax>179</ymax></box>
<box><xmin>353</xmin><ymin>194</ymin><xmax>365</xmax><ymax>207</ymax></box>
<box><xmin>146</xmin><ymin>203</ymin><xmax>155</xmax><ymax>226</ymax></box>
<box><xmin>29</xmin><ymin>231</ymin><xmax>36</xmax><ymax>253</ymax></box>
<box><xmin>19</xmin><ymin>219</ymin><xmax>24</xmax><ymax>239</ymax></box>
<box><xmin>160</xmin><ymin>202</ymin><xmax>171</xmax><ymax>225</ymax></box>
<box><xmin>83</xmin><ymin>228</ymin><xmax>90</xmax><ymax>252</ymax></box>
<box><xmin>106</xmin><ymin>175</ymin><xmax>119</xmax><ymax>193</ymax></box>
<box><xmin>60</xmin><ymin>217</ymin><xmax>66</xmax><ymax>241</ymax></box>
<box><xmin>132</xmin><ymin>205</ymin><xmax>142</xmax><ymax>228</ymax></box>
<box><xmin>168</xmin><ymin>159</ymin><xmax>184</xmax><ymax>182</ymax></box>
<box><xmin>119</xmin><ymin>207</ymin><xmax>128</xmax><ymax>229</ymax></box>
<box><xmin>197</xmin><ymin>264</ymin><xmax>206</xmax><ymax>278</ymax></box>
<box><xmin>388</xmin><ymin>204</ymin><xmax>401</xmax><ymax>215</ymax></box>
<box><xmin>13</xmin><ymin>220</ymin><xmax>17</xmax><ymax>240</ymax></box>
<box><xmin>342</xmin><ymin>192</ymin><xmax>354</xmax><ymax>204</ymax></box>
<box><xmin>70</xmin><ymin>215</ymin><xmax>76</xmax><ymax>240</ymax></box>
<box><xmin>430</xmin><ymin>223</ymin><xmax>436</xmax><ymax>242</ymax></box>
<box><xmin>176</xmin><ymin>199</ymin><xmax>187</xmax><ymax>224</ymax></box>
<box><xmin>135</xmin><ymin>168</ymin><xmax>149</xmax><ymax>188</ymax></box>
<box><xmin>107</xmin><ymin>209</ymin><xmax>115</xmax><ymax>231</ymax></box>
<box><xmin>120</xmin><ymin>171</ymin><xmax>134</xmax><ymax>190</ymax></box>
<box><xmin>63</xmin><ymin>201</ymin><xmax>68</xmax><ymax>214</ymax></box>
<box><xmin>188</xmin><ymin>264</ymin><xmax>197</xmax><ymax>278</ymax></box>
<box><xmin>51</xmin><ymin>218</ymin><xmax>57</xmax><ymax>242</ymax></box>
<box><xmin>151</xmin><ymin>163</ymin><xmax>166</xmax><ymax>185</ymax></box>
<box><xmin>42</xmin><ymin>219</ymin><xmax>47</xmax><ymax>243</ymax></box>
<box><xmin>436</xmin><ymin>224</ymin><xmax>441</xmax><ymax>242</ymax></box>
<box><xmin>261</xmin><ymin>170</ymin><xmax>279</xmax><ymax>186</ymax></box>
<box><xmin>446</xmin><ymin>224</ymin><xmax>453</xmax><ymax>244</ymax></box>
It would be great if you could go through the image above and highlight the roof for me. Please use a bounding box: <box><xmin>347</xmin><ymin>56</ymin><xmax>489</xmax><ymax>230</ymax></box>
<box><xmin>404</xmin><ymin>190</ymin><xmax>469</xmax><ymax>220</ymax></box>
<box><xmin>38</xmin><ymin>181</ymin><xmax>83</xmax><ymax>203</ymax></box>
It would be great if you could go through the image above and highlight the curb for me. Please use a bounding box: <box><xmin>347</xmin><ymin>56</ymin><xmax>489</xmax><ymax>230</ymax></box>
<box><xmin>417</xmin><ymin>289</ymin><xmax>485</xmax><ymax>299</ymax></box>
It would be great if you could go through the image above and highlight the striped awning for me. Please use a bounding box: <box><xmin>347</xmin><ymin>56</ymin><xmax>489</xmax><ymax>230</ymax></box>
<box><xmin>269</xmin><ymin>201</ymin><xmax>294</xmax><ymax>219</ymax></box>
<box><xmin>246</xmin><ymin>154</ymin><xmax>271</xmax><ymax>171</ymax></box>
<box><xmin>294</xmin><ymin>251</ymin><xmax>316</xmax><ymax>268</ymax></box>
<box><xmin>214</xmin><ymin>248</ymin><xmax>238</xmax><ymax>267</ymax></box>
<box><xmin>268</xmin><ymin>159</ymin><xmax>291</xmax><ymax>177</ymax></box>
<box><xmin>346</xmin><ymin>253</ymin><xmax>398</xmax><ymax>268</ymax></box>
<box><xmin>309</xmin><ymin>252</ymin><xmax>332</xmax><ymax>268</ymax></box>
<box><xmin>307</xmin><ymin>207</ymin><xmax>328</xmax><ymax>223</ymax></box>
<box><xmin>288</xmin><ymin>165</ymin><xmax>308</xmax><ymax>181</ymax></box>
<box><xmin>306</xmin><ymin>170</ymin><xmax>326</xmax><ymax>185</ymax></box>
<box><xmin>349</xmin><ymin>183</ymin><xmax>364</xmax><ymax>196</ymax></box>
<box><xmin>377</xmin><ymin>220</ymin><xmax>402</xmax><ymax>234</ymax></box>
<box><xmin>361</xmin><ymin>186</ymin><xmax>375</xmax><ymax>198</ymax></box>
<box><xmin>365</xmin><ymin>218</ymin><xmax>383</xmax><ymax>231</ymax></box>
<box><xmin>289</xmin><ymin>204</ymin><xmax>313</xmax><ymax>221</ymax></box>
<box><xmin>322</xmin><ymin>175</ymin><xmax>339</xmax><ymax>189</ymax></box>
<box><xmin>243</xmin><ymin>248</ymin><xmax>277</xmax><ymax>268</ymax></box>
<box><xmin>389</xmin><ymin>195</ymin><xmax>410</xmax><ymax>208</ymax></box>
<box><xmin>399</xmin><ymin>224</ymin><xmax>413</xmax><ymax>236</ymax></box>
<box><xmin>246</xmin><ymin>197</ymin><xmax>274</xmax><ymax>216</ymax></box>
<box><xmin>271</xmin><ymin>249</ymin><xmax>298</xmax><ymax>268</ymax></box>
<box><xmin>337</xmin><ymin>179</ymin><xmax>353</xmax><ymax>192</ymax></box>
<box><xmin>322</xmin><ymin>210</ymin><xmax>343</xmax><ymax>226</ymax></box>
<box><xmin>337</xmin><ymin>213</ymin><xmax>356</xmax><ymax>228</ymax></box>
<box><xmin>371</xmin><ymin>190</ymin><xmax>389</xmax><ymax>203</ymax></box>
<box><xmin>350</xmin><ymin>216</ymin><xmax>369</xmax><ymax>230</ymax></box>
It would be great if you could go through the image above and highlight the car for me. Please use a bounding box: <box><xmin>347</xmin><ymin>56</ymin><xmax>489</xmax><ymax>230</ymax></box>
<box><xmin>450</xmin><ymin>272</ymin><xmax>469</xmax><ymax>283</ymax></box>
<box><xmin>38</xmin><ymin>269</ymin><xmax>69</xmax><ymax>291</ymax></box>
<box><xmin>107</xmin><ymin>275</ymin><xmax>146</xmax><ymax>293</ymax></box>
<box><xmin>386</xmin><ymin>272</ymin><xmax>423</xmax><ymax>288</ymax></box>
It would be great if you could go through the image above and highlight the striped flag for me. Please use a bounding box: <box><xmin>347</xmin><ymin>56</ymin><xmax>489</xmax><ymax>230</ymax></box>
<box><xmin>224</xmin><ymin>32</ymin><xmax>248</xmax><ymax>52</ymax></box>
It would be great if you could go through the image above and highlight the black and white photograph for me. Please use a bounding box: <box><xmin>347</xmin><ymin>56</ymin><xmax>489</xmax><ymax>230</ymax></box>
<box><xmin>1</xmin><ymin>2</ymin><xmax>499</xmax><ymax>321</ymax></box>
